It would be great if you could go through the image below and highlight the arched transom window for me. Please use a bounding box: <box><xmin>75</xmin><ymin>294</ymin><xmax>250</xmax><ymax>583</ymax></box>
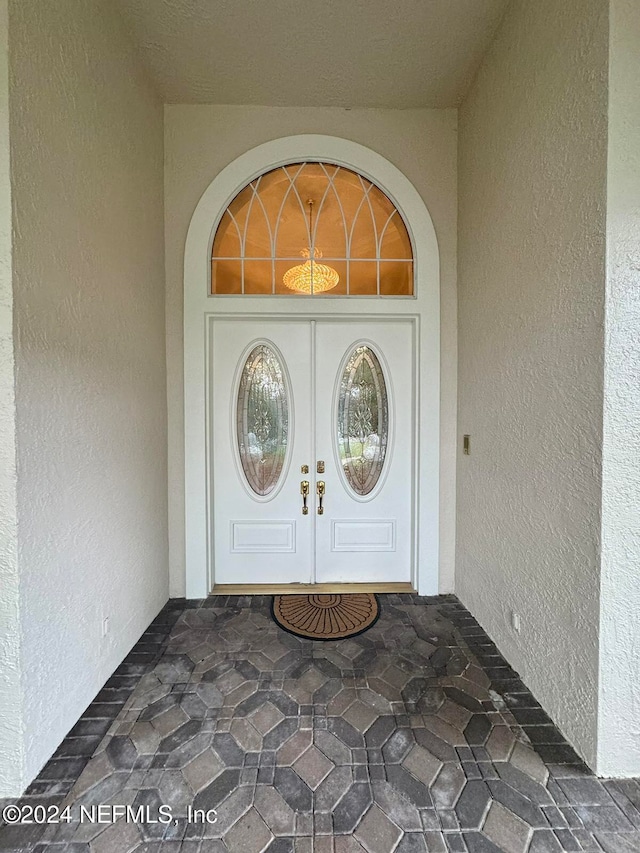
<box><xmin>211</xmin><ymin>162</ymin><xmax>414</xmax><ymax>296</ymax></box>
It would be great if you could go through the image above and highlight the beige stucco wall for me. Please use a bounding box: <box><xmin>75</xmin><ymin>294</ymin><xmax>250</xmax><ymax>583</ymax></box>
<box><xmin>457</xmin><ymin>0</ymin><xmax>608</xmax><ymax>767</ymax></box>
<box><xmin>164</xmin><ymin>105</ymin><xmax>458</xmax><ymax>598</ymax></box>
<box><xmin>598</xmin><ymin>0</ymin><xmax>640</xmax><ymax>777</ymax></box>
<box><xmin>0</xmin><ymin>0</ymin><xmax>21</xmax><ymax>798</ymax></box>
<box><xmin>8</xmin><ymin>0</ymin><xmax>168</xmax><ymax>789</ymax></box>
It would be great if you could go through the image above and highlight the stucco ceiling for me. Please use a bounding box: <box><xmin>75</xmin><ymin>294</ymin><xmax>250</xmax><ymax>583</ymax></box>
<box><xmin>116</xmin><ymin>0</ymin><xmax>510</xmax><ymax>107</ymax></box>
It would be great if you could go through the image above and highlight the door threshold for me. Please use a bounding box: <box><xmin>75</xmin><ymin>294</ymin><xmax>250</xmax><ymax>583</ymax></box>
<box><xmin>210</xmin><ymin>582</ymin><xmax>416</xmax><ymax>596</ymax></box>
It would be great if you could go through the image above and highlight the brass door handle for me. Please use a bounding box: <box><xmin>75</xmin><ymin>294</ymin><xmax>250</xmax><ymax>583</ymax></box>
<box><xmin>317</xmin><ymin>480</ymin><xmax>325</xmax><ymax>515</ymax></box>
<box><xmin>301</xmin><ymin>480</ymin><xmax>310</xmax><ymax>515</ymax></box>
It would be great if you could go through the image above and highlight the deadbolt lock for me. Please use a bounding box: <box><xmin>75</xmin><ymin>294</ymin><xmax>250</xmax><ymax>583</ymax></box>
<box><xmin>301</xmin><ymin>464</ymin><xmax>309</xmax><ymax>474</ymax></box>
<box><xmin>317</xmin><ymin>460</ymin><xmax>325</xmax><ymax>474</ymax></box>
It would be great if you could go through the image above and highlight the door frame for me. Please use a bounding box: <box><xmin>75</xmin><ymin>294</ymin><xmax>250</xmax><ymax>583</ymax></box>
<box><xmin>184</xmin><ymin>135</ymin><xmax>440</xmax><ymax>598</ymax></box>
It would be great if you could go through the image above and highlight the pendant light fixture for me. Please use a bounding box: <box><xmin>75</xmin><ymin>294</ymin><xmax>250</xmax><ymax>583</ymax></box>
<box><xmin>283</xmin><ymin>199</ymin><xmax>340</xmax><ymax>294</ymax></box>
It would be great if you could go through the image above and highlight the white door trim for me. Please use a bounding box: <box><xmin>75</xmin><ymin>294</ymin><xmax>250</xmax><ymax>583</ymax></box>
<box><xmin>184</xmin><ymin>135</ymin><xmax>440</xmax><ymax>598</ymax></box>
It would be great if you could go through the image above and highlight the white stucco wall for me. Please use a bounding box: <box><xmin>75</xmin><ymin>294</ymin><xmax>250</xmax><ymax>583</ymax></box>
<box><xmin>0</xmin><ymin>0</ymin><xmax>22</xmax><ymax>798</ymax></box>
<box><xmin>597</xmin><ymin>0</ymin><xmax>640</xmax><ymax>777</ymax></box>
<box><xmin>8</xmin><ymin>0</ymin><xmax>168</xmax><ymax>789</ymax></box>
<box><xmin>165</xmin><ymin>105</ymin><xmax>458</xmax><ymax>598</ymax></box>
<box><xmin>456</xmin><ymin>0</ymin><xmax>608</xmax><ymax>767</ymax></box>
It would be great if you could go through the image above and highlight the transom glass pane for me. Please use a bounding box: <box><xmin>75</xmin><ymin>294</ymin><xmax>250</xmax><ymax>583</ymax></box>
<box><xmin>212</xmin><ymin>162</ymin><xmax>414</xmax><ymax>296</ymax></box>
<box><xmin>337</xmin><ymin>345</ymin><xmax>389</xmax><ymax>495</ymax></box>
<box><xmin>236</xmin><ymin>345</ymin><xmax>289</xmax><ymax>496</ymax></box>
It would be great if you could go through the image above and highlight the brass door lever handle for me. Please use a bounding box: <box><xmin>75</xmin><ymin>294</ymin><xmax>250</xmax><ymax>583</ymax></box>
<box><xmin>301</xmin><ymin>480</ymin><xmax>310</xmax><ymax>515</ymax></box>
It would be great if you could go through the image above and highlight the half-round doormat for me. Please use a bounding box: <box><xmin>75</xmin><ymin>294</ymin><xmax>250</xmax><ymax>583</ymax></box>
<box><xmin>272</xmin><ymin>593</ymin><xmax>379</xmax><ymax>641</ymax></box>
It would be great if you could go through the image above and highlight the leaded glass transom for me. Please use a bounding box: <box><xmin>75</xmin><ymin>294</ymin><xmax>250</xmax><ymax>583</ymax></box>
<box><xmin>236</xmin><ymin>345</ymin><xmax>289</xmax><ymax>496</ymax></box>
<box><xmin>212</xmin><ymin>162</ymin><xmax>413</xmax><ymax>296</ymax></box>
<box><xmin>337</xmin><ymin>345</ymin><xmax>389</xmax><ymax>496</ymax></box>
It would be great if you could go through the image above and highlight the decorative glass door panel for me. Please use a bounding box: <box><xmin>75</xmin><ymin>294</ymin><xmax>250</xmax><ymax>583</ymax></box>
<box><xmin>211</xmin><ymin>319</ymin><xmax>414</xmax><ymax>587</ymax></box>
<box><xmin>337</xmin><ymin>345</ymin><xmax>389</xmax><ymax>496</ymax></box>
<box><xmin>236</xmin><ymin>344</ymin><xmax>289</xmax><ymax>497</ymax></box>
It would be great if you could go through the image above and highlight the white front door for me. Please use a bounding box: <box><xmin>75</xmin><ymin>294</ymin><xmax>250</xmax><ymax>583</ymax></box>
<box><xmin>211</xmin><ymin>318</ymin><xmax>414</xmax><ymax>587</ymax></box>
<box><xmin>314</xmin><ymin>321</ymin><xmax>414</xmax><ymax>583</ymax></box>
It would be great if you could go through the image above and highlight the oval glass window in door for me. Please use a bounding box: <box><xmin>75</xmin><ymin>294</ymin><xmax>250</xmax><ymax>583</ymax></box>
<box><xmin>236</xmin><ymin>344</ymin><xmax>289</xmax><ymax>496</ymax></box>
<box><xmin>337</xmin><ymin>345</ymin><xmax>389</xmax><ymax>496</ymax></box>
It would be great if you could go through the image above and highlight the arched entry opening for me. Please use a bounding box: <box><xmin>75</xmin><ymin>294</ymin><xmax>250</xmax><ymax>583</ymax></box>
<box><xmin>184</xmin><ymin>136</ymin><xmax>439</xmax><ymax>598</ymax></box>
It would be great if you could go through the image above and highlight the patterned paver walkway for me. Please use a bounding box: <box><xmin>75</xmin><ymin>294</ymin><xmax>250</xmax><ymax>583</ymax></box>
<box><xmin>1</xmin><ymin>594</ymin><xmax>639</xmax><ymax>852</ymax></box>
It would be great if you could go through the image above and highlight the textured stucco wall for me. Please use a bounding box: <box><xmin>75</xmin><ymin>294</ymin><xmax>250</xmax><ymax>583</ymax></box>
<box><xmin>597</xmin><ymin>0</ymin><xmax>640</xmax><ymax>777</ymax></box>
<box><xmin>0</xmin><ymin>0</ymin><xmax>22</xmax><ymax>798</ymax></box>
<box><xmin>9</xmin><ymin>0</ymin><xmax>168</xmax><ymax>789</ymax></box>
<box><xmin>456</xmin><ymin>0</ymin><xmax>608</xmax><ymax>767</ymax></box>
<box><xmin>164</xmin><ymin>105</ymin><xmax>458</xmax><ymax>598</ymax></box>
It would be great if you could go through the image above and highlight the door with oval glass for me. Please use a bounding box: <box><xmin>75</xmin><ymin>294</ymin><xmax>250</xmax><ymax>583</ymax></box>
<box><xmin>211</xmin><ymin>318</ymin><xmax>414</xmax><ymax>587</ymax></box>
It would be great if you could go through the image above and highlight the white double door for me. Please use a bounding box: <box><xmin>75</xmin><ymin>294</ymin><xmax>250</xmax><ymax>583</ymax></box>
<box><xmin>211</xmin><ymin>318</ymin><xmax>414</xmax><ymax>586</ymax></box>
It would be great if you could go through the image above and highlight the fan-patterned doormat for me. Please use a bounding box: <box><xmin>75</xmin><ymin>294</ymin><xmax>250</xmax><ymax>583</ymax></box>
<box><xmin>271</xmin><ymin>592</ymin><xmax>379</xmax><ymax>640</ymax></box>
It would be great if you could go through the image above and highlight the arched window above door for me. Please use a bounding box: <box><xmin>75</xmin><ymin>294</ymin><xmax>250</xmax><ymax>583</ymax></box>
<box><xmin>211</xmin><ymin>162</ymin><xmax>414</xmax><ymax>296</ymax></box>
